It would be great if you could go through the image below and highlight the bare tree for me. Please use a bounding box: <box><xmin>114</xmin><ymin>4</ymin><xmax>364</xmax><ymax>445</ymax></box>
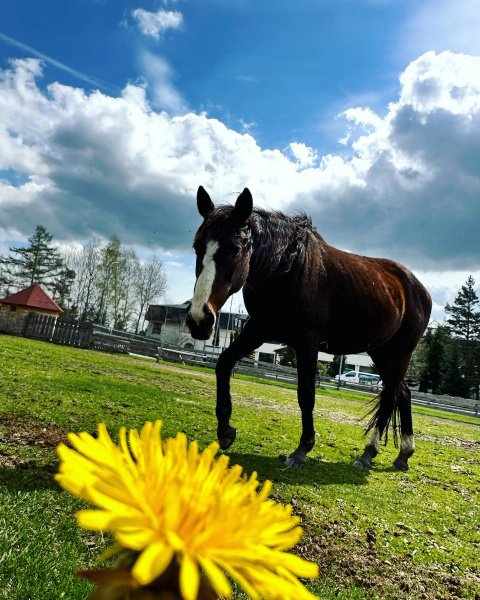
<box><xmin>63</xmin><ymin>240</ymin><xmax>103</xmax><ymax>321</ymax></box>
<box><xmin>133</xmin><ymin>255</ymin><xmax>168</xmax><ymax>333</ymax></box>
<box><xmin>110</xmin><ymin>247</ymin><xmax>140</xmax><ymax>330</ymax></box>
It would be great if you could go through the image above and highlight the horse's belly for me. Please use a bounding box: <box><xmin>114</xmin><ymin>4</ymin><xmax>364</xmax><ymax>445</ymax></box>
<box><xmin>323</xmin><ymin>318</ymin><xmax>401</xmax><ymax>355</ymax></box>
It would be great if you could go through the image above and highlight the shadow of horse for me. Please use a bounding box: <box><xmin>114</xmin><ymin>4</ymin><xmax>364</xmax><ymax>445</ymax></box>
<box><xmin>226</xmin><ymin>452</ymin><xmax>370</xmax><ymax>486</ymax></box>
<box><xmin>0</xmin><ymin>464</ymin><xmax>59</xmax><ymax>493</ymax></box>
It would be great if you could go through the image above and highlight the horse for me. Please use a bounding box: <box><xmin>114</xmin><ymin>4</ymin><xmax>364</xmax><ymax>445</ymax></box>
<box><xmin>186</xmin><ymin>186</ymin><xmax>432</xmax><ymax>471</ymax></box>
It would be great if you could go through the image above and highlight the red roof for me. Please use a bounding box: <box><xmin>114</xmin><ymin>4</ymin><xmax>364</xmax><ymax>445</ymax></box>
<box><xmin>0</xmin><ymin>284</ymin><xmax>63</xmax><ymax>312</ymax></box>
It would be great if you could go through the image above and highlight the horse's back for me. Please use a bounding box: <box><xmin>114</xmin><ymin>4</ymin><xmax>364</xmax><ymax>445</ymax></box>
<box><xmin>319</xmin><ymin>246</ymin><xmax>431</xmax><ymax>353</ymax></box>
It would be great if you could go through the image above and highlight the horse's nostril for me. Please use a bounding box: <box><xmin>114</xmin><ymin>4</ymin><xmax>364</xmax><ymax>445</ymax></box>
<box><xmin>205</xmin><ymin>310</ymin><xmax>215</xmax><ymax>329</ymax></box>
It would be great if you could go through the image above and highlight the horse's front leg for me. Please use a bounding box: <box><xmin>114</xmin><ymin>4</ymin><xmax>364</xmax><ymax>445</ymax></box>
<box><xmin>285</xmin><ymin>342</ymin><xmax>318</xmax><ymax>468</ymax></box>
<box><xmin>215</xmin><ymin>319</ymin><xmax>266</xmax><ymax>450</ymax></box>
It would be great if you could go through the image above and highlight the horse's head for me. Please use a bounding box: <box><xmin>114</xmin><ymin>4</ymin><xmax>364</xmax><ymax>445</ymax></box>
<box><xmin>186</xmin><ymin>186</ymin><xmax>253</xmax><ymax>340</ymax></box>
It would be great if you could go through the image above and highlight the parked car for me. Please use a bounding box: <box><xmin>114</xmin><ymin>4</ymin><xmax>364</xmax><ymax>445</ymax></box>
<box><xmin>335</xmin><ymin>371</ymin><xmax>382</xmax><ymax>386</ymax></box>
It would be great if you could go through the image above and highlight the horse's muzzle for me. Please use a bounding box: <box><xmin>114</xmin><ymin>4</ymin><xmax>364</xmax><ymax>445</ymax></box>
<box><xmin>186</xmin><ymin>303</ymin><xmax>215</xmax><ymax>340</ymax></box>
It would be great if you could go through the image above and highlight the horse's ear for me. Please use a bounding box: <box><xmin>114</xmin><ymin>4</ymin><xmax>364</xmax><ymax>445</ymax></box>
<box><xmin>197</xmin><ymin>186</ymin><xmax>214</xmax><ymax>218</ymax></box>
<box><xmin>232</xmin><ymin>188</ymin><xmax>253</xmax><ymax>224</ymax></box>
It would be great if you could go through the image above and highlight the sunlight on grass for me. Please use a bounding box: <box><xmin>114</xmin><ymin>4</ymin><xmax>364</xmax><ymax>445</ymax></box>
<box><xmin>1</xmin><ymin>335</ymin><xmax>479</xmax><ymax>599</ymax></box>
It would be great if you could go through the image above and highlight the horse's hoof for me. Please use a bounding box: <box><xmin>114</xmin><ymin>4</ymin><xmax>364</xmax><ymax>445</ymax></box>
<box><xmin>284</xmin><ymin>453</ymin><xmax>306</xmax><ymax>468</ymax></box>
<box><xmin>353</xmin><ymin>455</ymin><xmax>372</xmax><ymax>469</ymax></box>
<box><xmin>218</xmin><ymin>426</ymin><xmax>236</xmax><ymax>450</ymax></box>
<box><xmin>393</xmin><ymin>458</ymin><xmax>409</xmax><ymax>472</ymax></box>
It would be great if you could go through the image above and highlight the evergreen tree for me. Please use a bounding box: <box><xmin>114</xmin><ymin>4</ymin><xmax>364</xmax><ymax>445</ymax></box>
<box><xmin>417</xmin><ymin>326</ymin><xmax>449</xmax><ymax>393</ymax></box>
<box><xmin>445</xmin><ymin>276</ymin><xmax>480</xmax><ymax>342</ymax></box>
<box><xmin>445</xmin><ymin>276</ymin><xmax>480</xmax><ymax>399</ymax></box>
<box><xmin>441</xmin><ymin>341</ymin><xmax>470</xmax><ymax>397</ymax></box>
<box><xmin>327</xmin><ymin>354</ymin><xmax>346</xmax><ymax>377</ymax></box>
<box><xmin>52</xmin><ymin>268</ymin><xmax>76</xmax><ymax>314</ymax></box>
<box><xmin>279</xmin><ymin>346</ymin><xmax>297</xmax><ymax>368</ymax></box>
<box><xmin>0</xmin><ymin>225</ymin><xmax>64</xmax><ymax>291</ymax></box>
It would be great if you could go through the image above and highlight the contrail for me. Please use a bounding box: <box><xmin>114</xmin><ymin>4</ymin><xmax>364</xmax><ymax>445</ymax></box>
<box><xmin>0</xmin><ymin>32</ymin><xmax>119</xmax><ymax>94</ymax></box>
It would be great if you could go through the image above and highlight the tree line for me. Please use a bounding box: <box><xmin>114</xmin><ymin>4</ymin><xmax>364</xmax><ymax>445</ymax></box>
<box><xmin>0</xmin><ymin>225</ymin><xmax>167</xmax><ymax>333</ymax></box>
<box><xmin>410</xmin><ymin>276</ymin><xmax>480</xmax><ymax>400</ymax></box>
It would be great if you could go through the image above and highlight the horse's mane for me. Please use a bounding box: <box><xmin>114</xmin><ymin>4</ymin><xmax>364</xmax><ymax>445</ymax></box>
<box><xmin>250</xmin><ymin>208</ymin><xmax>324</xmax><ymax>278</ymax></box>
<box><xmin>195</xmin><ymin>204</ymin><xmax>325</xmax><ymax>279</ymax></box>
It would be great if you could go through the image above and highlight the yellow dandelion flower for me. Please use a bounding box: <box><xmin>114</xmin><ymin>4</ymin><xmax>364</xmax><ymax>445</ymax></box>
<box><xmin>56</xmin><ymin>421</ymin><xmax>319</xmax><ymax>600</ymax></box>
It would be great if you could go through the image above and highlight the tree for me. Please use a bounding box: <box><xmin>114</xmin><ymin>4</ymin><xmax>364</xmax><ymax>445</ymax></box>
<box><xmin>327</xmin><ymin>354</ymin><xmax>346</xmax><ymax>377</ymax></box>
<box><xmin>97</xmin><ymin>235</ymin><xmax>123</xmax><ymax>326</ymax></box>
<box><xmin>51</xmin><ymin>267</ymin><xmax>76</xmax><ymax>315</ymax></box>
<box><xmin>441</xmin><ymin>342</ymin><xmax>470</xmax><ymax>397</ymax></box>
<box><xmin>63</xmin><ymin>240</ymin><xmax>103</xmax><ymax>322</ymax></box>
<box><xmin>445</xmin><ymin>276</ymin><xmax>480</xmax><ymax>342</ymax></box>
<box><xmin>133</xmin><ymin>255</ymin><xmax>168</xmax><ymax>333</ymax></box>
<box><xmin>110</xmin><ymin>247</ymin><xmax>139</xmax><ymax>331</ymax></box>
<box><xmin>415</xmin><ymin>326</ymin><xmax>449</xmax><ymax>394</ymax></box>
<box><xmin>445</xmin><ymin>276</ymin><xmax>480</xmax><ymax>399</ymax></box>
<box><xmin>0</xmin><ymin>225</ymin><xmax>64</xmax><ymax>291</ymax></box>
<box><xmin>279</xmin><ymin>346</ymin><xmax>297</xmax><ymax>368</ymax></box>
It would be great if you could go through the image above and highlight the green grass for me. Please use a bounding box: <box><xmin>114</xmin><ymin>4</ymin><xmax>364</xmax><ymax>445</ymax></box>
<box><xmin>1</xmin><ymin>335</ymin><xmax>479</xmax><ymax>599</ymax></box>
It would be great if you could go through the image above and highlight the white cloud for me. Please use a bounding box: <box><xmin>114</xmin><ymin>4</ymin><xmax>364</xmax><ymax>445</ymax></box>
<box><xmin>0</xmin><ymin>51</ymin><xmax>480</xmax><ymax>310</ymax></box>
<box><xmin>239</xmin><ymin>118</ymin><xmax>257</xmax><ymax>133</ymax></box>
<box><xmin>132</xmin><ymin>8</ymin><xmax>183</xmax><ymax>40</ymax></box>
<box><xmin>140</xmin><ymin>51</ymin><xmax>188</xmax><ymax>114</ymax></box>
<box><xmin>288</xmin><ymin>142</ymin><xmax>319</xmax><ymax>169</ymax></box>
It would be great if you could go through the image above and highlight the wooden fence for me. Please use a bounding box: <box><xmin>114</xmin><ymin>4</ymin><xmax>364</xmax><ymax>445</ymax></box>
<box><xmin>22</xmin><ymin>314</ymin><xmax>479</xmax><ymax>420</ymax></box>
<box><xmin>24</xmin><ymin>314</ymin><xmax>93</xmax><ymax>348</ymax></box>
<box><xmin>24</xmin><ymin>314</ymin><xmax>159</xmax><ymax>358</ymax></box>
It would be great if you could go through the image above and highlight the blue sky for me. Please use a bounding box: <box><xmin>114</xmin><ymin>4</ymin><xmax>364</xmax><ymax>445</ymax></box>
<box><xmin>1</xmin><ymin>0</ymin><xmax>480</xmax><ymax>318</ymax></box>
<box><xmin>1</xmin><ymin>0</ymin><xmax>406</xmax><ymax>150</ymax></box>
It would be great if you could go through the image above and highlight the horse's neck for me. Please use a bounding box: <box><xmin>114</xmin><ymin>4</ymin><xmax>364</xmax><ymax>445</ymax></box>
<box><xmin>249</xmin><ymin>214</ymin><xmax>306</xmax><ymax>280</ymax></box>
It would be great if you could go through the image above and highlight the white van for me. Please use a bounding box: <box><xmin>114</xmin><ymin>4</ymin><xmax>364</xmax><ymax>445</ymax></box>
<box><xmin>335</xmin><ymin>371</ymin><xmax>381</xmax><ymax>386</ymax></box>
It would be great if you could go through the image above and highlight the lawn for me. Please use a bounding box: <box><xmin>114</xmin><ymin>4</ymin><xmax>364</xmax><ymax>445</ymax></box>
<box><xmin>0</xmin><ymin>335</ymin><xmax>479</xmax><ymax>599</ymax></box>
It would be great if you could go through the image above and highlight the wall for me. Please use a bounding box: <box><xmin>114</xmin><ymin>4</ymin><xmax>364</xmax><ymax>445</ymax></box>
<box><xmin>0</xmin><ymin>305</ymin><xmax>60</xmax><ymax>336</ymax></box>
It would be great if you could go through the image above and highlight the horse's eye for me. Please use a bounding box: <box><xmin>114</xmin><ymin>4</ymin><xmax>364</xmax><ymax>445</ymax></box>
<box><xmin>230</xmin><ymin>240</ymin><xmax>244</xmax><ymax>255</ymax></box>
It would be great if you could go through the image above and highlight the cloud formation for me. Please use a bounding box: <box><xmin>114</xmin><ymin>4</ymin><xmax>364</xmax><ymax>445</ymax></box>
<box><xmin>0</xmin><ymin>50</ymin><xmax>479</xmax><ymax>286</ymax></box>
<box><xmin>132</xmin><ymin>8</ymin><xmax>183</xmax><ymax>40</ymax></box>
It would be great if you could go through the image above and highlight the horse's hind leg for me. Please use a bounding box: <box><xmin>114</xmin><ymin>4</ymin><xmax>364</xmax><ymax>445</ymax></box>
<box><xmin>354</xmin><ymin>348</ymin><xmax>414</xmax><ymax>470</ymax></box>
<box><xmin>392</xmin><ymin>381</ymin><xmax>415</xmax><ymax>471</ymax></box>
<box><xmin>353</xmin><ymin>386</ymin><xmax>395</xmax><ymax>470</ymax></box>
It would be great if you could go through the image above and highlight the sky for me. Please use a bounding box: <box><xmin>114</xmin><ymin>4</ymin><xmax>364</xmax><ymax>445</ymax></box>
<box><xmin>1</xmin><ymin>0</ymin><xmax>480</xmax><ymax>321</ymax></box>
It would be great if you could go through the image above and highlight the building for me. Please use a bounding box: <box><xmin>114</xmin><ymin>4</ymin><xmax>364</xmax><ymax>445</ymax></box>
<box><xmin>145</xmin><ymin>302</ymin><xmax>375</xmax><ymax>371</ymax></box>
<box><xmin>317</xmin><ymin>351</ymin><xmax>374</xmax><ymax>373</ymax></box>
<box><xmin>145</xmin><ymin>301</ymin><xmax>248</xmax><ymax>352</ymax></box>
<box><xmin>0</xmin><ymin>284</ymin><xmax>63</xmax><ymax>336</ymax></box>
<box><xmin>262</xmin><ymin>345</ymin><xmax>374</xmax><ymax>372</ymax></box>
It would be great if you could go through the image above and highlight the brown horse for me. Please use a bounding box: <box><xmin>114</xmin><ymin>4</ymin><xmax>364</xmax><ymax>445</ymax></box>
<box><xmin>186</xmin><ymin>186</ymin><xmax>432</xmax><ymax>471</ymax></box>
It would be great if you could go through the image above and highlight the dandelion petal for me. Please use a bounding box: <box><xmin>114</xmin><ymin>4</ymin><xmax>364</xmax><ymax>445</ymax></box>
<box><xmin>132</xmin><ymin>542</ymin><xmax>173</xmax><ymax>585</ymax></box>
<box><xmin>198</xmin><ymin>557</ymin><xmax>232</xmax><ymax>598</ymax></box>
<box><xmin>180</xmin><ymin>553</ymin><xmax>200</xmax><ymax>600</ymax></box>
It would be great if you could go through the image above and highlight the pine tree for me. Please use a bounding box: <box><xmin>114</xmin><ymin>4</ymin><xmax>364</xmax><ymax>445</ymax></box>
<box><xmin>279</xmin><ymin>346</ymin><xmax>297</xmax><ymax>368</ymax></box>
<box><xmin>441</xmin><ymin>341</ymin><xmax>470</xmax><ymax>397</ymax></box>
<box><xmin>0</xmin><ymin>225</ymin><xmax>64</xmax><ymax>291</ymax></box>
<box><xmin>51</xmin><ymin>268</ymin><xmax>76</xmax><ymax>314</ymax></box>
<box><xmin>445</xmin><ymin>276</ymin><xmax>480</xmax><ymax>342</ymax></box>
<box><xmin>445</xmin><ymin>276</ymin><xmax>480</xmax><ymax>399</ymax></box>
<box><xmin>327</xmin><ymin>354</ymin><xmax>346</xmax><ymax>377</ymax></box>
<box><xmin>416</xmin><ymin>326</ymin><xmax>449</xmax><ymax>393</ymax></box>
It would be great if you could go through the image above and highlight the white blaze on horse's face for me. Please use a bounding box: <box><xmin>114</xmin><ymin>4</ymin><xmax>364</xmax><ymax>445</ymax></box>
<box><xmin>190</xmin><ymin>240</ymin><xmax>219</xmax><ymax>326</ymax></box>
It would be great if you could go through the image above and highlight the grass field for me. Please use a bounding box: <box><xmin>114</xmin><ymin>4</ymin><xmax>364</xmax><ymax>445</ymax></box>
<box><xmin>1</xmin><ymin>335</ymin><xmax>479</xmax><ymax>600</ymax></box>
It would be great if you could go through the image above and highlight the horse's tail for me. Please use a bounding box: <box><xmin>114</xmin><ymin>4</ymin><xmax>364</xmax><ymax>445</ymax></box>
<box><xmin>364</xmin><ymin>383</ymin><xmax>405</xmax><ymax>447</ymax></box>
